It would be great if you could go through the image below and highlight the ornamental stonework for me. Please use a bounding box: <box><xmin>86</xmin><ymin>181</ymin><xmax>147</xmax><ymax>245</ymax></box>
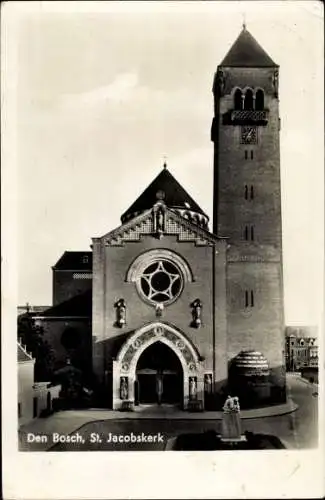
<box><xmin>104</xmin><ymin>210</ymin><xmax>212</xmax><ymax>247</ymax></box>
<box><xmin>120</xmin><ymin>326</ymin><xmax>196</xmax><ymax>372</ymax></box>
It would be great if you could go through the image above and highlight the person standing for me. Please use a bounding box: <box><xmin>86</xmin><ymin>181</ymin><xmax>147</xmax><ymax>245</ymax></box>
<box><xmin>156</xmin><ymin>371</ymin><xmax>163</xmax><ymax>405</ymax></box>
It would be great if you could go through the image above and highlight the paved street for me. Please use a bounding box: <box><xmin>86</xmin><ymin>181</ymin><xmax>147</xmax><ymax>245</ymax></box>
<box><xmin>20</xmin><ymin>374</ymin><xmax>318</xmax><ymax>451</ymax></box>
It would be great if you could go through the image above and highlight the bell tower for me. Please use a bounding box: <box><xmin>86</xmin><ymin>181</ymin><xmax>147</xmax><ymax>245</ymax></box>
<box><xmin>211</xmin><ymin>26</ymin><xmax>286</xmax><ymax>403</ymax></box>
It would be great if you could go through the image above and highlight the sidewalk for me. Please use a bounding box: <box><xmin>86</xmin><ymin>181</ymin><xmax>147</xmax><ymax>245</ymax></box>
<box><xmin>19</xmin><ymin>399</ymin><xmax>297</xmax><ymax>451</ymax></box>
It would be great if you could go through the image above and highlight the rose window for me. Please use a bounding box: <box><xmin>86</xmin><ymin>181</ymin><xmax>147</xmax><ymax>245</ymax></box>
<box><xmin>139</xmin><ymin>260</ymin><xmax>183</xmax><ymax>304</ymax></box>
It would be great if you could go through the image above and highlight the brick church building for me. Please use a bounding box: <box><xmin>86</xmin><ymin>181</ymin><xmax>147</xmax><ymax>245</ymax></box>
<box><xmin>34</xmin><ymin>27</ymin><xmax>286</xmax><ymax>410</ymax></box>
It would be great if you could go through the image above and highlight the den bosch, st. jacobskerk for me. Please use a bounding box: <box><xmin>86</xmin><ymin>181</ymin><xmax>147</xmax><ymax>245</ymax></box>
<box><xmin>31</xmin><ymin>26</ymin><xmax>286</xmax><ymax>412</ymax></box>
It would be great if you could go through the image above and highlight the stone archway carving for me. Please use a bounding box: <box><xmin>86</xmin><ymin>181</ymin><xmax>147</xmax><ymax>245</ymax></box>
<box><xmin>113</xmin><ymin>322</ymin><xmax>204</xmax><ymax>410</ymax></box>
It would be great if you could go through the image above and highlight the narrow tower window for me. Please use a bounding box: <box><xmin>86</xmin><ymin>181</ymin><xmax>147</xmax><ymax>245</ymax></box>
<box><xmin>244</xmin><ymin>89</ymin><xmax>254</xmax><ymax>110</ymax></box>
<box><xmin>255</xmin><ymin>89</ymin><xmax>264</xmax><ymax>110</ymax></box>
<box><xmin>244</xmin><ymin>185</ymin><xmax>248</xmax><ymax>200</ymax></box>
<box><xmin>244</xmin><ymin>290</ymin><xmax>255</xmax><ymax>308</ymax></box>
<box><xmin>245</xmin><ymin>150</ymin><xmax>248</xmax><ymax>160</ymax></box>
<box><xmin>250</xmin><ymin>150</ymin><xmax>254</xmax><ymax>160</ymax></box>
<box><xmin>251</xmin><ymin>226</ymin><xmax>254</xmax><ymax>241</ymax></box>
<box><xmin>234</xmin><ymin>89</ymin><xmax>242</xmax><ymax>110</ymax></box>
<box><xmin>244</xmin><ymin>226</ymin><xmax>248</xmax><ymax>240</ymax></box>
<box><xmin>250</xmin><ymin>185</ymin><xmax>254</xmax><ymax>199</ymax></box>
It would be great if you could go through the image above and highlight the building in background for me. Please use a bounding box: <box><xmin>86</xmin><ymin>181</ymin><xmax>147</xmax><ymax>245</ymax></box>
<box><xmin>18</xmin><ymin>340</ymin><xmax>61</xmax><ymax>426</ymax></box>
<box><xmin>28</xmin><ymin>26</ymin><xmax>287</xmax><ymax>410</ymax></box>
<box><xmin>285</xmin><ymin>326</ymin><xmax>318</xmax><ymax>372</ymax></box>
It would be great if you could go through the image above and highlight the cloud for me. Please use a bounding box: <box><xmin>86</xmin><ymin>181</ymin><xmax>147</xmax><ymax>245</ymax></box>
<box><xmin>59</xmin><ymin>72</ymin><xmax>139</xmax><ymax>108</ymax></box>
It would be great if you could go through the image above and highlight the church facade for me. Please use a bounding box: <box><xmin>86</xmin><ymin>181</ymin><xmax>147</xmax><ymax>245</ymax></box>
<box><xmin>35</xmin><ymin>27</ymin><xmax>286</xmax><ymax>410</ymax></box>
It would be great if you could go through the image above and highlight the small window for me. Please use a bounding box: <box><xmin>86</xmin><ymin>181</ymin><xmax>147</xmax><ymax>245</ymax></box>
<box><xmin>244</xmin><ymin>185</ymin><xmax>248</xmax><ymax>200</ymax></box>
<box><xmin>250</xmin><ymin>150</ymin><xmax>254</xmax><ymax>160</ymax></box>
<box><xmin>250</xmin><ymin>186</ymin><xmax>254</xmax><ymax>199</ymax></box>
<box><xmin>255</xmin><ymin>89</ymin><xmax>264</xmax><ymax>110</ymax></box>
<box><xmin>245</xmin><ymin>290</ymin><xmax>249</xmax><ymax>308</ymax></box>
<box><xmin>244</xmin><ymin>290</ymin><xmax>254</xmax><ymax>308</ymax></box>
<box><xmin>245</xmin><ymin>150</ymin><xmax>248</xmax><ymax>160</ymax></box>
<box><xmin>244</xmin><ymin>89</ymin><xmax>254</xmax><ymax>110</ymax></box>
<box><xmin>244</xmin><ymin>225</ymin><xmax>254</xmax><ymax>241</ymax></box>
<box><xmin>18</xmin><ymin>402</ymin><xmax>22</xmax><ymax>418</ymax></box>
<box><xmin>82</xmin><ymin>255</ymin><xmax>89</xmax><ymax>264</ymax></box>
<box><xmin>234</xmin><ymin>89</ymin><xmax>243</xmax><ymax>110</ymax></box>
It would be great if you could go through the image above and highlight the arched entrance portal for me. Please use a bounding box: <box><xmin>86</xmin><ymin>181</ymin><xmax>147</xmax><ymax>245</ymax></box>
<box><xmin>136</xmin><ymin>341</ymin><xmax>183</xmax><ymax>406</ymax></box>
<box><xmin>113</xmin><ymin>322</ymin><xmax>204</xmax><ymax>410</ymax></box>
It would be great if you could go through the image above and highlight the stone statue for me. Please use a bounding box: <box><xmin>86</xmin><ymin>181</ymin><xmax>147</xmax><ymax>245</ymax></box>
<box><xmin>120</xmin><ymin>377</ymin><xmax>128</xmax><ymax>400</ymax></box>
<box><xmin>191</xmin><ymin>299</ymin><xmax>202</xmax><ymax>328</ymax></box>
<box><xmin>156</xmin><ymin>208</ymin><xmax>164</xmax><ymax>234</ymax></box>
<box><xmin>189</xmin><ymin>376</ymin><xmax>197</xmax><ymax>400</ymax></box>
<box><xmin>217</xmin><ymin>69</ymin><xmax>226</xmax><ymax>95</ymax></box>
<box><xmin>272</xmin><ymin>69</ymin><xmax>279</xmax><ymax>97</ymax></box>
<box><xmin>115</xmin><ymin>299</ymin><xmax>126</xmax><ymax>327</ymax></box>
<box><xmin>204</xmin><ymin>374</ymin><xmax>212</xmax><ymax>393</ymax></box>
<box><xmin>221</xmin><ymin>395</ymin><xmax>242</xmax><ymax>440</ymax></box>
<box><xmin>156</xmin><ymin>372</ymin><xmax>163</xmax><ymax>405</ymax></box>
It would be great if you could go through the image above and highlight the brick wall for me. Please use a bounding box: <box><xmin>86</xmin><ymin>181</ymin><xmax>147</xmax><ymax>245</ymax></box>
<box><xmin>92</xmin><ymin>233</ymin><xmax>228</xmax><ymax>385</ymax></box>
<box><xmin>52</xmin><ymin>270</ymin><xmax>92</xmax><ymax>306</ymax></box>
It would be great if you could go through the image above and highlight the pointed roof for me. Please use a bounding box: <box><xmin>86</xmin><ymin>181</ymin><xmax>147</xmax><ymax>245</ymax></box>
<box><xmin>220</xmin><ymin>27</ymin><xmax>277</xmax><ymax>67</ymax></box>
<box><xmin>121</xmin><ymin>167</ymin><xmax>208</xmax><ymax>223</ymax></box>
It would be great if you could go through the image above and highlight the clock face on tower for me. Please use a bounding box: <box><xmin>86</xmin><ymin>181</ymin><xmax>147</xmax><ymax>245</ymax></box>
<box><xmin>241</xmin><ymin>126</ymin><xmax>258</xmax><ymax>144</ymax></box>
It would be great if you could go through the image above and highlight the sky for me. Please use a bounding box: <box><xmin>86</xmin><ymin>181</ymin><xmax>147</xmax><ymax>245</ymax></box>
<box><xmin>4</xmin><ymin>1</ymin><xmax>324</xmax><ymax>330</ymax></box>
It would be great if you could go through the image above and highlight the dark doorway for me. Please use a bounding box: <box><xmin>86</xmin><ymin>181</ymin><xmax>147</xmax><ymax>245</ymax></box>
<box><xmin>136</xmin><ymin>341</ymin><xmax>183</xmax><ymax>406</ymax></box>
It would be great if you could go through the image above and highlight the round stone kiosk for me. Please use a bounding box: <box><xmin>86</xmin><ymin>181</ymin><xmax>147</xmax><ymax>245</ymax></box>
<box><xmin>228</xmin><ymin>350</ymin><xmax>271</xmax><ymax>409</ymax></box>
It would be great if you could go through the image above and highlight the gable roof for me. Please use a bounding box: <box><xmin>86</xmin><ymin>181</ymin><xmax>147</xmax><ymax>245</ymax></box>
<box><xmin>220</xmin><ymin>27</ymin><xmax>277</xmax><ymax>68</ymax></box>
<box><xmin>52</xmin><ymin>251</ymin><xmax>92</xmax><ymax>270</ymax></box>
<box><xmin>38</xmin><ymin>290</ymin><xmax>92</xmax><ymax>318</ymax></box>
<box><xmin>121</xmin><ymin>167</ymin><xmax>208</xmax><ymax>223</ymax></box>
<box><xmin>101</xmin><ymin>203</ymin><xmax>223</xmax><ymax>247</ymax></box>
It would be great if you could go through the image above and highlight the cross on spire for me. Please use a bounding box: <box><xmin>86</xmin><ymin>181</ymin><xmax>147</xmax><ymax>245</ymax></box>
<box><xmin>163</xmin><ymin>155</ymin><xmax>168</xmax><ymax>169</ymax></box>
<box><xmin>242</xmin><ymin>13</ymin><xmax>247</xmax><ymax>30</ymax></box>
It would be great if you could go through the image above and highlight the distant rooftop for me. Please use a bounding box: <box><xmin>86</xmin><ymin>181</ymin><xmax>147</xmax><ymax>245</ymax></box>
<box><xmin>285</xmin><ymin>326</ymin><xmax>318</xmax><ymax>338</ymax></box>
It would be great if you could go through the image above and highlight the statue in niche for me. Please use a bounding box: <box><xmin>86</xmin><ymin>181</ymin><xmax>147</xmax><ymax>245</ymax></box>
<box><xmin>189</xmin><ymin>376</ymin><xmax>197</xmax><ymax>401</ymax></box>
<box><xmin>204</xmin><ymin>374</ymin><xmax>212</xmax><ymax>393</ymax></box>
<box><xmin>115</xmin><ymin>299</ymin><xmax>126</xmax><ymax>327</ymax></box>
<box><xmin>156</xmin><ymin>208</ymin><xmax>165</xmax><ymax>237</ymax></box>
<box><xmin>272</xmin><ymin>69</ymin><xmax>279</xmax><ymax>98</ymax></box>
<box><xmin>221</xmin><ymin>395</ymin><xmax>242</xmax><ymax>441</ymax></box>
<box><xmin>191</xmin><ymin>299</ymin><xmax>202</xmax><ymax>328</ymax></box>
<box><xmin>216</xmin><ymin>69</ymin><xmax>226</xmax><ymax>95</ymax></box>
<box><xmin>120</xmin><ymin>377</ymin><xmax>128</xmax><ymax>400</ymax></box>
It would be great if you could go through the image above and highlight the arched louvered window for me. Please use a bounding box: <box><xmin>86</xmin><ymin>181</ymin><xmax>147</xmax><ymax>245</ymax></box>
<box><xmin>234</xmin><ymin>89</ymin><xmax>243</xmax><ymax>110</ymax></box>
<box><xmin>244</xmin><ymin>89</ymin><xmax>254</xmax><ymax>110</ymax></box>
<box><xmin>255</xmin><ymin>89</ymin><xmax>264</xmax><ymax>110</ymax></box>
